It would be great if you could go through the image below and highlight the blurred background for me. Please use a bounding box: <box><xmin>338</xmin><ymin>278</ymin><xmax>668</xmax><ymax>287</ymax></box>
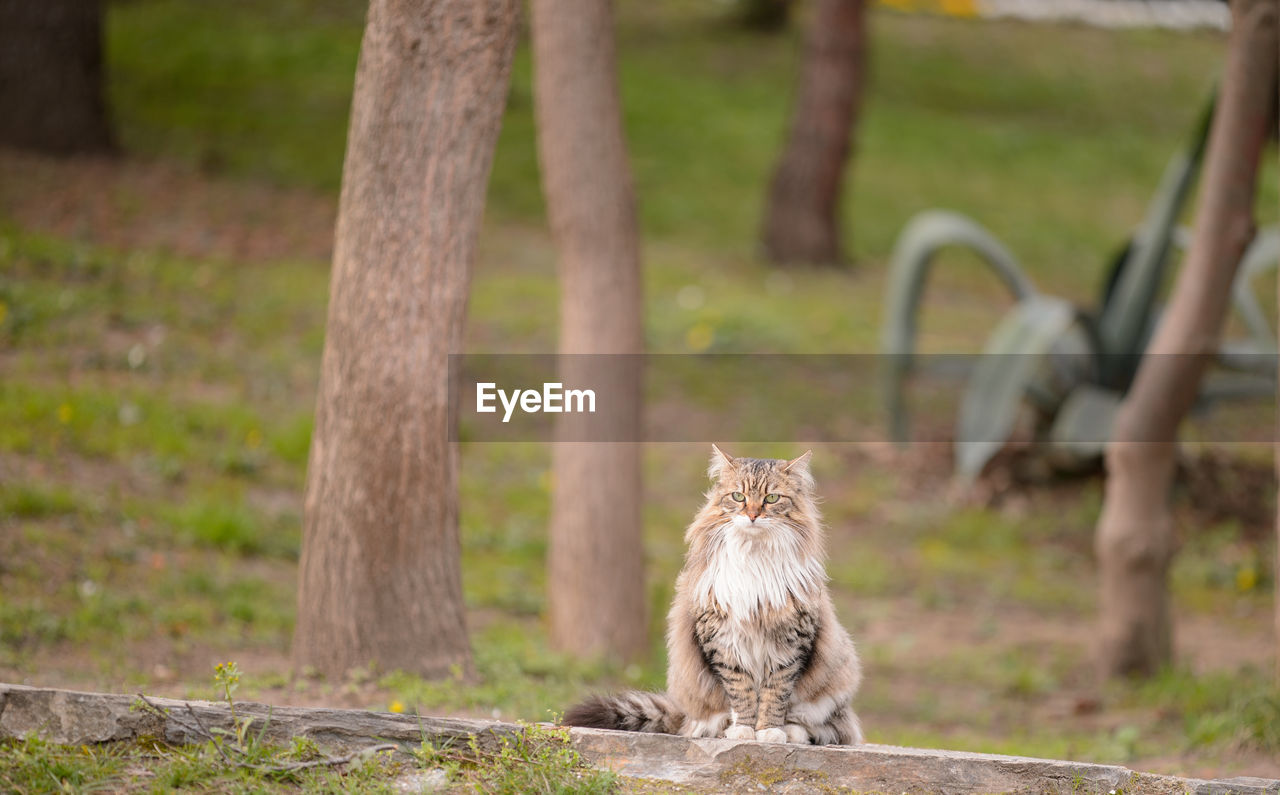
<box><xmin>1</xmin><ymin>0</ymin><xmax>1276</xmax><ymax>780</ymax></box>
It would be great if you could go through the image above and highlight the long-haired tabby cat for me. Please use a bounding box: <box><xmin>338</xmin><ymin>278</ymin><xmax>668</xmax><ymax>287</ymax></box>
<box><xmin>563</xmin><ymin>446</ymin><xmax>863</xmax><ymax>745</ymax></box>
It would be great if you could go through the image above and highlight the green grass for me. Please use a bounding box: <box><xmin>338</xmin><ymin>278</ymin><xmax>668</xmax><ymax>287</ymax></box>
<box><xmin>1133</xmin><ymin>667</ymin><xmax>1280</xmax><ymax>753</ymax></box>
<box><xmin>0</xmin><ymin>735</ymin><xmax>130</xmax><ymax>793</ymax></box>
<box><xmin>163</xmin><ymin>494</ymin><xmax>299</xmax><ymax>558</ymax></box>
<box><xmin>0</xmin><ymin>483</ymin><xmax>83</xmax><ymax>519</ymax></box>
<box><xmin>104</xmin><ymin>1</ymin><xmax>1276</xmax><ymax>295</ymax></box>
<box><xmin>107</xmin><ymin>0</ymin><xmax>362</xmax><ymax>194</ymax></box>
<box><xmin>0</xmin><ymin>728</ymin><xmax>620</xmax><ymax>794</ymax></box>
<box><xmin>1172</xmin><ymin>520</ymin><xmax>1274</xmax><ymax>609</ymax></box>
<box><xmin>416</xmin><ymin>725</ymin><xmax>619</xmax><ymax>795</ymax></box>
<box><xmin>377</xmin><ymin>620</ymin><xmax>664</xmax><ymax>724</ymax></box>
<box><xmin>0</xmin><ymin>733</ymin><xmax>409</xmax><ymax>793</ymax></box>
<box><xmin>1</xmin><ymin>0</ymin><xmax>1277</xmax><ymax>782</ymax></box>
<box><xmin>0</xmin><ymin>663</ymin><xmax>620</xmax><ymax>794</ymax></box>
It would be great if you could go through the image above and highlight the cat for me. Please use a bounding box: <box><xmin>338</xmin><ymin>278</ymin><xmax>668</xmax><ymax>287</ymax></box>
<box><xmin>563</xmin><ymin>445</ymin><xmax>863</xmax><ymax>745</ymax></box>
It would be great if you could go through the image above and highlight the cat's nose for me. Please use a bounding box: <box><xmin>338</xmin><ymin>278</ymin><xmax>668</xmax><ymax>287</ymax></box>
<box><xmin>747</xmin><ymin>511</ymin><xmax>759</xmax><ymax>521</ymax></box>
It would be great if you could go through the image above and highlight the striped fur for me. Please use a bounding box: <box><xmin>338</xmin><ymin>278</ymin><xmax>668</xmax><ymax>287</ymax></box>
<box><xmin>562</xmin><ymin>691</ymin><xmax>683</xmax><ymax>735</ymax></box>
<box><xmin>563</xmin><ymin>447</ymin><xmax>864</xmax><ymax>745</ymax></box>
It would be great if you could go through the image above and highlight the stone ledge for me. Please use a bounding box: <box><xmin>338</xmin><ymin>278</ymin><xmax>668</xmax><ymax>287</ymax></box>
<box><xmin>2</xmin><ymin>684</ymin><xmax>1276</xmax><ymax>794</ymax></box>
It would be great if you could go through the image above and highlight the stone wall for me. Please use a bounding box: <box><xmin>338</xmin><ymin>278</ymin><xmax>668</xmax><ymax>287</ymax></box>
<box><xmin>1</xmin><ymin>684</ymin><xmax>1276</xmax><ymax>794</ymax></box>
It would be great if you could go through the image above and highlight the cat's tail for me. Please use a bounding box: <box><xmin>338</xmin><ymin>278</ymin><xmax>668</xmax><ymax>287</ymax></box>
<box><xmin>562</xmin><ymin>692</ymin><xmax>684</xmax><ymax>735</ymax></box>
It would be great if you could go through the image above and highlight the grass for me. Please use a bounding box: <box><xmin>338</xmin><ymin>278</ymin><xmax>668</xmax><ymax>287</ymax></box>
<box><xmin>416</xmin><ymin>725</ymin><xmax>619</xmax><ymax>795</ymax></box>
<box><xmin>0</xmin><ymin>483</ymin><xmax>82</xmax><ymax>519</ymax></box>
<box><xmin>0</xmin><ymin>728</ymin><xmax>620</xmax><ymax>794</ymax></box>
<box><xmin>0</xmin><ymin>665</ymin><xmax>619</xmax><ymax>794</ymax></box>
<box><xmin>375</xmin><ymin>621</ymin><xmax>664</xmax><ymax>725</ymax></box>
<box><xmin>28</xmin><ymin>6</ymin><xmax>1280</xmax><ymax>343</ymax></box>
<box><xmin>104</xmin><ymin>0</ymin><xmax>1277</xmax><ymax>294</ymax></box>
<box><xmin>1</xmin><ymin>735</ymin><xmax>131</xmax><ymax>794</ymax></box>
<box><xmin>0</xmin><ymin>732</ymin><xmax>410</xmax><ymax>793</ymax></box>
<box><xmin>2</xmin><ymin>0</ymin><xmax>1278</xmax><ymax>784</ymax></box>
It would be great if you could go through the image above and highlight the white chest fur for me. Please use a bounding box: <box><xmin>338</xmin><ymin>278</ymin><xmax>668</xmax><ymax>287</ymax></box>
<box><xmin>694</xmin><ymin>518</ymin><xmax>825</xmax><ymax>619</ymax></box>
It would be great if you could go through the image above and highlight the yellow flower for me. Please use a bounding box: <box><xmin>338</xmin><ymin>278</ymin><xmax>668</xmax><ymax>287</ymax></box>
<box><xmin>246</xmin><ymin>428</ymin><xmax>263</xmax><ymax>449</ymax></box>
<box><xmin>1236</xmin><ymin>566</ymin><xmax>1258</xmax><ymax>593</ymax></box>
<box><xmin>57</xmin><ymin>403</ymin><xmax>73</xmax><ymax>424</ymax></box>
<box><xmin>388</xmin><ymin>700</ymin><xmax>405</xmax><ymax>714</ymax></box>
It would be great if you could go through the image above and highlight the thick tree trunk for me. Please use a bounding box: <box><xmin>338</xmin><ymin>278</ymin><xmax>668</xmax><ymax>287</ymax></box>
<box><xmin>1095</xmin><ymin>0</ymin><xmax>1276</xmax><ymax>678</ymax></box>
<box><xmin>292</xmin><ymin>0</ymin><xmax>518</xmax><ymax>680</ymax></box>
<box><xmin>0</xmin><ymin>0</ymin><xmax>114</xmax><ymax>154</ymax></box>
<box><xmin>760</xmin><ymin>0</ymin><xmax>867</xmax><ymax>266</ymax></box>
<box><xmin>531</xmin><ymin>0</ymin><xmax>648</xmax><ymax>661</ymax></box>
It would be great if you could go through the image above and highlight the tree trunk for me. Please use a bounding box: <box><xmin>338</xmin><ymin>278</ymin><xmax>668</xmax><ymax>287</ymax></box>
<box><xmin>292</xmin><ymin>0</ymin><xmax>518</xmax><ymax>680</ymax></box>
<box><xmin>0</xmin><ymin>0</ymin><xmax>114</xmax><ymax>154</ymax></box>
<box><xmin>1095</xmin><ymin>0</ymin><xmax>1276</xmax><ymax>678</ymax></box>
<box><xmin>760</xmin><ymin>0</ymin><xmax>867</xmax><ymax>266</ymax></box>
<box><xmin>531</xmin><ymin>0</ymin><xmax>649</xmax><ymax>661</ymax></box>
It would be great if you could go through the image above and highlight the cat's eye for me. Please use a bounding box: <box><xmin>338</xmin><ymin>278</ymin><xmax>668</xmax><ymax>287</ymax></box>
<box><xmin>764</xmin><ymin>494</ymin><xmax>780</xmax><ymax>504</ymax></box>
<box><xmin>731</xmin><ymin>492</ymin><xmax>745</xmax><ymax>502</ymax></box>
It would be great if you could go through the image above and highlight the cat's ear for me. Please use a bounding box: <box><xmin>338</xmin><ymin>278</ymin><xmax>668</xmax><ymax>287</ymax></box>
<box><xmin>708</xmin><ymin>444</ymin><xmax>735</xmax><ymax>480</ymax></box>
<box><xmin>782</xmin><ymin>450</ymin><xmax>813</xmax><ymax>477</ymax></box>
<box><xmin>782</xmin><ymin>450</ymin><xmax>815</xmax><ymax>490</ymax></box>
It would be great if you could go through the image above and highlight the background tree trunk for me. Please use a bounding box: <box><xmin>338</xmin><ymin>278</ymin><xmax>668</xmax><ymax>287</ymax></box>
<box><xmin>0</xmin><ymin>0</ymin><xmax>114</xmax><ymax>154</ymax></box>
<box><xmin>531</xmin><ymin>0</ymin><xmax>649</xmax><ymax>661</ymax></box>
<box><xmin>292</xmin><ymin>0</ymin><xmax>518</xmax><ymax>680</ymax></box>
<box><xmin>760</xmin><ymin>0</ymin><xmax>867</xmax><ymax>266</ymax></box>
<box><xmin>1095</xmin><ymin>0</ymin><xmax>1276</xmax><ymax>678</ymax></box>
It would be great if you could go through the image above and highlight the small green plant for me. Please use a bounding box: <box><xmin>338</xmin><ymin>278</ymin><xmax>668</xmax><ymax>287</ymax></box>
<box><xmin>206</xmin><ymin>659</ymin><xmax>286</xmax><ymax>768</ymax></box>
<box><xmin>415</xmin><ymin>724</ymin><xmax>617</xmax><ymax>795</ymax></box>
<box><xmin>214</xmin><ymin>661</ymin><xmax>241</xmax><ymax>719</ymax></box>
<box><xmin>287</xmin><ymin>735</ymin><xmax>323</xmax><ymax>761</ymax></box>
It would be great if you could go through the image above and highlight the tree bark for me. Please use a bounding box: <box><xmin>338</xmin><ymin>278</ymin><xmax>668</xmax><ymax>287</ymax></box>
<box><xmin>531</xmin><ymin>0</ymin><xmax>648</xmax><ymax>661</ymax></box>
<box><xmin>292</xmin><ymin>0</ymin><xmax>518</xmax><ymax>680</ymax></box>
<box><xmin>1095</xmin><ymin>0</ymin><xmax>1276</xmax><ymax>678</ymax></box>
<box><xmin>0</xmin><ymin>0</ymin><xmax>114</xmax><ymax>154</ymax></box>
<box><xmin>760</xmin><ymin>0</ymin><xmax>867</xmax><ymax>267</ymax></box>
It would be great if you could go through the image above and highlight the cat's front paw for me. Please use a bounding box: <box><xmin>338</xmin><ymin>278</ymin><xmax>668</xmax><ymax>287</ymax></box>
<box><xmin>783</xmin><ymin>724</ymin><xmax>809</xmax><ymax>744</ymax></box>
<box><xmin>755</xmin><ymin>727</ymin><xmax>787</xmax><ymax>743</ymax></box>
<box><xmin>724</xmin><ymin>724</ymin><xmax>755</xmax><ymax>741</ymax></box>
